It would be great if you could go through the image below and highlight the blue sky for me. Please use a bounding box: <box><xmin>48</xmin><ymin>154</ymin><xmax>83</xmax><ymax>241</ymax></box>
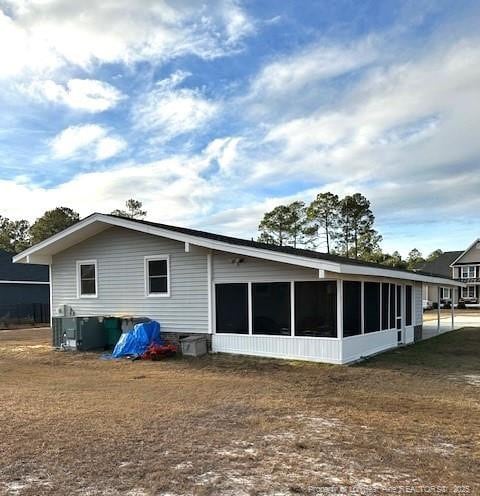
<box><xmin>0</xmin><ymin>0</ymin><xmax>479</xmax><ymax>256</ymax></box>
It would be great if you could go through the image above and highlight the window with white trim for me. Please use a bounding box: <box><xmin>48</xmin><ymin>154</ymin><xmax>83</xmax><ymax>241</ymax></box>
<box><xmin>462</xmin><ymin>286</ymin><xmax>475</xmax><ymax>298</ymax></box>
<box><xmin>440</xmin><ymin>287</ymin><xmax>451</xmax><ymax>300</ymax></box>
<box><xmin>77</xmin><ymin>260</ymin><xmax>97</xmax><ymax>298</ymax></box>
<box><xmin>461</xmin><ymin>266</ymin><xmax>476</xmax><ymax>279</ymax></box>
<box><xmin>145</xmin><ymin>256</ymin><xmax>170</xmax><ymax>296</ymax></box>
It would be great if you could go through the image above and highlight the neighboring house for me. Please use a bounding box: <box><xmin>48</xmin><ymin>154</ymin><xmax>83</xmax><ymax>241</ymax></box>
<box><xmin>419</xmin><ymin>240</ymin><xmax>480</xmax><ymax>304</ymax></box>
<box><xmin>419</xmin><ymin>251</ymin><xmax>463</xmax><ymax>303</ymax></box>
<box><xmin>450</xmin><ymin>239</ymin><xmax>480</xmax><ymax>303</ymax></box>
<box><xmin>0</xmin><ymin>249</ymin><xmax>50</xmax><ymax>324</ymax></box>
<box><xmin>13</xmin><ymin>213</ymin><xmax>461</xmax><ymax>364</ymax></box>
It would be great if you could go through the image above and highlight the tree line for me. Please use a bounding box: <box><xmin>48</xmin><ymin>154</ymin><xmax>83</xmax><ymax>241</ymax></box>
<box><xmin>257</xmin><ymin>192</ymin><xmax>442</xmax><ymax>269</ymax></box>
<box><xmin>0</xmin><ymin>199</ymin><xmax>147</xmax><ymax>254</ymax></box>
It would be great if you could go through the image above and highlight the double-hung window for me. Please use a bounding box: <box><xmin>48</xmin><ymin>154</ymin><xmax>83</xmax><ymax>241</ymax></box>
<box><xmin>77</xmin><ymin>260</ymin><xmax>98</xmax><ymax>298</ymax></box>
<box><xmin>145</xmin><ymin>256</ymin><xmax>170</xmax><ymax>296</ymax></box>
<box><xmin>461</xmin><ymin>266</ymin><xmax>476</xmax><ymax>279</ymax></box>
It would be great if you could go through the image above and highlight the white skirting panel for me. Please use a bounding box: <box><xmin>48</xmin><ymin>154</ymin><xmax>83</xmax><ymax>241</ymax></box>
<box><xmin>405</xmin><ymin>326</ymin><xmax>414</xmax><ymax>344</ymax></box>
<box><xmin>342</xmin><ymin>329</ymin><xmax>398</xmax><ymax>363</ymax></box>
<box><xmin>212</xmin><ymin>334</ymin><xmax>342</xmax><ymax>364</ymax></box>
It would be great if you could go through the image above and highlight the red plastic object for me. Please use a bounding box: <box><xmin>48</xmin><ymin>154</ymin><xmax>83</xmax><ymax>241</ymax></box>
<box><xmin>141</xmin><ymin>343</ymin><xmax>177</xmax><ymax>360</ymax></box>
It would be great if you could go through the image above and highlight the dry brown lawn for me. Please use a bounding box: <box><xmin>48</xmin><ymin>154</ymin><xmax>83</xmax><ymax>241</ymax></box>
<box><xmin>0</xmin><ymin>327</ymin><xmax>479</xmax><ymax>496</ymax></box>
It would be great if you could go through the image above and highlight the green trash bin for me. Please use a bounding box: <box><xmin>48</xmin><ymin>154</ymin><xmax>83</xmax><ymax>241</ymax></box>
<box><xmin>103</xmin><ymin>318</ymin><xmax>121</xmax><ymax>348</ymax></box>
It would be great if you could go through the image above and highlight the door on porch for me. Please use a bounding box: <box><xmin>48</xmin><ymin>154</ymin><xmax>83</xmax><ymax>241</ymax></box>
<box><xmin>396</xmin><ymin>284</ymin><xmax>403</xmax><ymax>343</ymax></box>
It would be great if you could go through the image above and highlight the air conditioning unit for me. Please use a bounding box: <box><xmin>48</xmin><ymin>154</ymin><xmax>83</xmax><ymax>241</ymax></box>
<box><xmin>56</xmin><ymin>305</ymin><xmax>74</xmax><ymax>317</ymax></box>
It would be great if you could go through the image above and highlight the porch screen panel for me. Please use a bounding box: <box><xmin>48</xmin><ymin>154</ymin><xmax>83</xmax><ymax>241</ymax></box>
<box><xmin>405</xmin><ymin>285</ymin><xmax>412</xmax><ymax>326</ymax></box>
<box><xmin>381</xmin><ymin>283</ymin><xmax>389</xmax><ymax>330</ymax></box>
<box><xmin>295</xmin><ymin>281</ymin><xmax>337</xmax><ymax>337</ymax></box>
<box><xmin>396</xmin><ymin>284</ymin><xmax>402</xmax><ymax>330</ymax></box>
<box><xmin>364</xmin><ymin>282</ymin><xmax>380</xmax><ymax>333</ymax></box>
<box><xmin>389</xmin><ymin>283</ymin><xmax>396</xmax><ymax>329</ymax></box>
<box><xmin>343</xmin><ymin>281</ymin><xmax>362</xmax><ymax>337</ymax></box>
<box><xmin>252</xmin><ymin>282</ymin><xmax>291</xmax><ymax>335</ymax></box>
<box><xmin>215</xmin><ymin>283</ymin><xmax>248</xmax><ymax>334</ymax></box>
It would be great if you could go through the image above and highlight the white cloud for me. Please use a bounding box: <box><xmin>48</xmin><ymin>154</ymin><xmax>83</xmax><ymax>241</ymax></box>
<box><xmin>22</xmin><ymin>79</ymin><xmax>125</xmax><ymax>112</ymax></box>
<box><xmin>243</xmin><ymin>37</ymin><xmax>378</xmax><ymax>119</ymax></box>
<box><xmin>50</xmin><ymin>124</ymin><xmax>126</xmax><ymax>161</ymax></box>
<box><xmin>0</xmin><ymin>154</ymin><xmax>218</xmax><ymax>225</ymax></box>
<box><xmin>0</xmin><ymin>0</ymin><xmax>254</xmax><ymax>78</ymax></box>
<box><xmin>94</xmin><ymin>136</ymin><xmax>127</xmax><ymax>161</ymax></box>
<box><xmin>250</xmin><ymin>39</ymin><xmax>480</xmax><ymax>187</ymax></box>
<box><xmin>204</xmin><ymin>136</ymin><xmax>242</xmax><ymax>173</ymax></box>
<box><xmin>133</xmin><ymin>71</ymin><xmax>219</xmax><ymax>142</ymax></box>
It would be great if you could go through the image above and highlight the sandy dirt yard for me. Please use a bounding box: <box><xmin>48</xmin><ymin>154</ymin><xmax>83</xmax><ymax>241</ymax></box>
<box><xmin>0</xmin><ymin>327</ymin><xmax>479</xmax><ymax>496</ymax></box>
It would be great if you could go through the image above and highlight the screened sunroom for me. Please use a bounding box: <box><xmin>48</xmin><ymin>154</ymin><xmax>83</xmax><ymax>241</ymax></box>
<box><xmin>13</xmin><ymin>213</ymin><xmax>463</xmax><ymax>364</ymax></box>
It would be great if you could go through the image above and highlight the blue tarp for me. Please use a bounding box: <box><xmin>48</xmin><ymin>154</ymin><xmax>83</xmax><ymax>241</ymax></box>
<box><xmin>112</xmin><ymin>320</ymin><xmax>162</xmax><ymax>358</ymax></box>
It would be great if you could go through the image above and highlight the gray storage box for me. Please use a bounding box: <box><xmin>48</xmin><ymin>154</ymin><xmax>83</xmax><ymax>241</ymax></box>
<box><xmin>181</xmin><ymin>336</ymin><xmax>207</xmax><ymax>357</ymax></box>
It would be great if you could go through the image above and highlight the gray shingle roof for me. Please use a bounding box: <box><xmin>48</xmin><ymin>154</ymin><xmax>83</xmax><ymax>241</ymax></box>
<box><xmin>417</xmin><ymin>251</ymin><xmax>462</xmax><ymax>278</ymax></box>
<box><xmin>104</xmin><ymin>214</ymin><xmax>456</xmax><ymax>281</ymax></box>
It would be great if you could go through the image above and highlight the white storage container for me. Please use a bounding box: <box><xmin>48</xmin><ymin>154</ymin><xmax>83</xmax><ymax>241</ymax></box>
<box><xmin>181</xmin><ymin>336</ymin><xmax>207</xmax><ymax>357</ymax></box>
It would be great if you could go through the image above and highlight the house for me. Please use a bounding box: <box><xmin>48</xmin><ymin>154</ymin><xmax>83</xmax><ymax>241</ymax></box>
<box><xmin>13</xmin><ymin>213</ymin><xmax>463</xmax><ymax>364</ymax></box>
<box><xmin>419</xmin><ymin>251</ymin><xmax>463</xmax><ymax>304</ymax></box>
<box><xmin>0</xmin><ymin>249</ymin><xmax>50</xmax><ymax>324</ymax></box>
<box><xmin>450</xmin><ymin>239</ymin><xmax>480</xmax><ymax>303</ymax></box>
<box><xmin>420</xmin><ymin>240</ymin><xmax>480</xmax><ymax>305</ymax></box>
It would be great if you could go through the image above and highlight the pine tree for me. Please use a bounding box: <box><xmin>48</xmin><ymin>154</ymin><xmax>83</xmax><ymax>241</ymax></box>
<box><xmin>306</xmin><ymin>192</ymin><xmax>340</xmax><ymax>253</ymax></box>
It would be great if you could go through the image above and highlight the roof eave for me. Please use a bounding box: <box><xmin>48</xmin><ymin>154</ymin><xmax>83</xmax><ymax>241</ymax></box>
<box><xmin>450</xmin><ymin>239</ymin><xmax>480</xmax><ymax>267</ymax></box>
<box><xmin>12</xmin><ymin>213</ymin><xmax>464</xmax><ymax>286</ymax></box>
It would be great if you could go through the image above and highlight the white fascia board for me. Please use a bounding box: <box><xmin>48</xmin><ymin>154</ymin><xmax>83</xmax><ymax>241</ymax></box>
<box><xmin>449</xmin><ymin>238</ymin><xmax>480</xmax><ymax>267</ymax></box>
<box><xmin>13</xmin><ymin>214</ymin><xmax>101</xmax><ymax>263</ymax></box>
<box><xmin>94</xmin><ymin>215</ymin><xmax>341</xmax><ymax>272</ymax></box>
<box><xmin>337</xmin><ymin>263</ymin><xmax>464</xmax><ymax>287</ymax></box>
<box><xmin>11</xmin><ymin>212</ymin><xmax>465</xmax><ymax>288</ymax></box>
<box><xmin>13</xmin><ymin>213</ymin><xmax>339</xmax><ymax>272</ymax></box>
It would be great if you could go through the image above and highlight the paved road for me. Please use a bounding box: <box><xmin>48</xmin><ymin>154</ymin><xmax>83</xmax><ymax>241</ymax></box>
<box><xmin>422</xmin><ymin>314</ymin><xmax>480</xmax><ymax>340</ymax></box>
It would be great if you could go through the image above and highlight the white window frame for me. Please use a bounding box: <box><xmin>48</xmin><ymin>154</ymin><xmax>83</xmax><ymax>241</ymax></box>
<box><xmin>463</xmin><ymin>286</ymin><xmax>475</xmax><ymax>298</ymax></box>
<box><xmin>144</xmin><ymin>255</ymin><xmax>170</xmax><ymax>297</ymax></box>
<box><xmin>461</xmin><ymin>266</ymin><xmax>475</xmax><ymax>279</ymax></box>
<box><xmin>76</xmin><ymin>259</ymin><xmax>98</xmax><ymax>299</ymax></box>
<box><xmin>440</xmin><ymin>287</ymin><xmax>451</xmax><ymax>300</ymax></box>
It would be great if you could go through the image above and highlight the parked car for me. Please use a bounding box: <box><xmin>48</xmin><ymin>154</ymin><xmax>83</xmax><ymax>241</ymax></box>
<box><xmin>423</xmin><ymin>299</ymin><xmax>433</xmax><ymax>311</ymax></box>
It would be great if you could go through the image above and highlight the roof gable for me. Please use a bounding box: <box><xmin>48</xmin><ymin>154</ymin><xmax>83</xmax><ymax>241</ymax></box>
<box><xmin>451</xmin><ymin>239</ymin><xmax>480</xmax><ymax>265</ymax></box>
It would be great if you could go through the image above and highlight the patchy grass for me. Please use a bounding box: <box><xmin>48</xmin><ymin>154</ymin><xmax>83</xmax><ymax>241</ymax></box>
<box><xmin>0</xmin><ymin>327</ymin><xmax>479</xmax><ymax>495</ymax></box>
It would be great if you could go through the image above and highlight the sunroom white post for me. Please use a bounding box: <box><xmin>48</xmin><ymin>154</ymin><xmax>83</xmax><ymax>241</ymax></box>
<box><xmin>451</xmin><ymin>287</ymin><xmax>455</xmax><ymax>331</ymax></box>
<box><xmin>49</xmin><ymin>264</ymin><xmax>53</xmax><ymax>328</ymax></box>
<box><xmin>290</xmin><ymin>281</ymin><xmax>295</xmax><ymax>337</ymax></box>
<box><xmin>437</xmin><ymin>285</ymin><xmax>441</xmax><ymax>334</ymax></box>
<box><xmin>248</xmin><ymin>282</ymin><xmax>253</xmax><ymax>334</ymax></box>
<box><xmin>360</xmin><ymin>281</ymin><xmax>365</xmax><ymax>334</ymax></box>
<box><xmin>207</xmin><ymin>253</ymin><xmax>213</xmax><ymax>334</ymax></box>
<box><xmin>337</xmin><ymin>280</ymin><xmax>343</xmax><ymax>339</ymax></box>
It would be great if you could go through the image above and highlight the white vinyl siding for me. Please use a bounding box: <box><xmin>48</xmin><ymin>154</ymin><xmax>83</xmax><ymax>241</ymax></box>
<box><xmin>212</xmin><ymin>251</ymin><xmax>319</xmax><ymax>282</ymax></box>
<box><xmin>52</xmin><ymin>226</ymin><xmax>208</xmax><ymax>333</ymax></box>
<box><xmin>414</xmin><ymin>282</ymin><xmax>423</xmax><ymax>325</ymax></box>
